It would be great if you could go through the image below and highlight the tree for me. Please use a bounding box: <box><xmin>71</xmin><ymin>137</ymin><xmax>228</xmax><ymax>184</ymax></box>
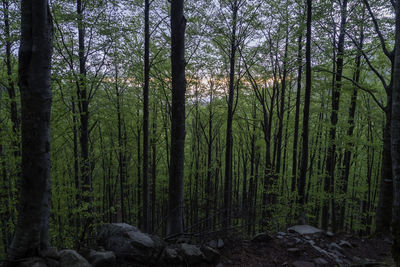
<box><xmin>297</xmin><ymin>0</ymin><xmax>312</xmax><ymax>222</ymax></box>
<box><xmin>167</xmin><ymin>0</ymin><xmax>186</xmax><ymax>237</ymax></box>
<box><xmin>391</xmin><ymin>1</ymin><xmax>400</xmax><ymax>265</ymax></box>
<box><xmin>143</xmin><ymin>0</ymin><xmax>151</xmax><ymax>233</ymax></box>
<box><xmin>7</xmin><ymin>0</ymin><xmax>53</xmax><ymax>260</ymax></box>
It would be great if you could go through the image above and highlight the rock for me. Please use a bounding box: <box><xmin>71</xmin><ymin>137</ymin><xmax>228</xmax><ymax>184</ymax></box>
<box><xmin>251</xmin><ymin>232</ymin><xmax>273</xmax><ymax>243</ymax></box>
<box><xmin>338</xmin><ymin>240</ymin><xmax>352</xmax><ymax>248</ymax></box>
<box><xmin>59</xmin><ymin>250</ymin><xmax>91</xmax><ymax>267</ymax></box>
<box><xmin>328</xmin><ymin>242</ymin><xmax>343</xmax><ymax>252</ymax></box>
<box><xmin>201</xmin><ymin>246</ymin><xmax>220</xmax><ymax>263</ymax></box>
<box><xmin>87</xmin><ymin>249</ymin><xmax>116</xmax><ymax>267</ymax></box>
<box><xmin>163</xmin><ymin>247</ymin><xmax>182</xmax><ymax>264</ymax></box>
<box><xmin>97</xmin><ymin>223</ymin><xmax>165</xmax><ymax>263</ymax></box>
<box><xmin>288</xmin><ymin>225</ymin><xmax>323</xmax><ymax>236</ymax></box>
<box><xmin>179</xmin><ymin>243</ymin><xmax>204</xmax><ymax>265</ymax></box>
<box><xmin>313</xmin><ymin>257</ymin><xmax>328</xmax><ymax>265</ymax></box>
<box><xmin>40</xmin><ymin>247</ymin><xmax>60</xmax><ymax>260</ymax></box>
<box><xmin>307</xmin><ymin>240</ymin><xmax>316</xmax><ymax>246</ymax></box>
<box><xmin>216</xmin><ymin>263</ymin><xmax>224</xmax><ymax>267</ymax></box>
<box><xmin>325</xmin><ymin>231</ymin><xmax>334</xmax><ymax>237</ymax></box>
<box><xmin>208</xmin><ymin>238</ymin><xmax>224</xmax><ymax>249</ymax></box>
<box><xmin>277</xmin><ymin>231</ymin><xmax>287</xmax><ymax>236</ymax></box>
<box><xmin>292</xmin><ymin>261</ymin><xmax>315</xmax><ymax>267</ymax></box>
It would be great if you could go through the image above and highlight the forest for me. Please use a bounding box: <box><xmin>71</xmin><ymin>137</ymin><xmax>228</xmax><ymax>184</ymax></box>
<box><xmin>0</xmin><ymin>0</ymin><xmax>400</xmax><ymax>266</ymax></box>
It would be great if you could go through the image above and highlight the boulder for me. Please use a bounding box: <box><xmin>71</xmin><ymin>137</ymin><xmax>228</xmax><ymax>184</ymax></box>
<box><xmin>87</xmin><ymin>249</ymin><xmax>116</xmax><ymax>267</ymax></box>
<box><xmin>288</xmin><ymin>225</ymin><xmax>323</xmax><ymax>236</ymax></box>
<box><xmin>338</xmin><ymin>240</ymin><xmax>352</xmax><ymax>248</ymax></box>
<box><xmin>40</xmin><ymin>247</ymin><xmax>60</xmax><ymax>260</ymax></box>
<box><xmin>201</xmin><ymin>246</ymin><xmax>221</xmax><ymax>263</ymax></box>
<box><xmin>208</xmin><ymin>238</ymin><xmax>224</xmax><ymax>249</ymax></box>
<box><xmin>251</xmin><ymin>232</ymin><xmax>273</xmax><ymax>243</ymax></box>
<box><xmin>179</xmin><ymin>243</ymin><xmax>204</xmax><ymax>265</ymax></box>
<box><xmin>59</xmin><ymin>250</ymin><xmax>91</xmax><ymax>267</ymax></box>
<box><xmin>328</xmin><ymin>242</ymin><xmax>343</xmax><ymax>252</ymax></box>
<box><xmin>97</xmin><ymin>223</ymin><xmax>165</xmax><ymax>264</ymax></box>
<box><xmin>163</xmin><ymin>247</ymin><xmax>182</xmax><ymax>264</ymax></box>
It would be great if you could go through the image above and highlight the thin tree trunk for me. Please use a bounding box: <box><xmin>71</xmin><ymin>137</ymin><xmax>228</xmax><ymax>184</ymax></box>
<box><xmin>224</xmin><ymin>1</ymin><xmax>239</xmax><ymax>231</ymax></box>
<box><xmin>323</xmin><ymin>0</ymin><xmax>348</xmax><ymax>232</ymax></box>
<box><xmin>297</xmin><ymin>0</ymin><xmax>312</xmax><ymax>223</ymax></box>
<box><xmin>143</xmin><ymin>0</ymin><xmax>151</xmax><ymax>232</ymax></box>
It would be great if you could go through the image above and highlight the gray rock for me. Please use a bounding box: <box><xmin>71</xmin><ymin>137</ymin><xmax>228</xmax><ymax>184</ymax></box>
<box><xmin>313</xmin><ymin>257</ymin><xmax>328</xmax><ymax>265</ymax></box>
<box><xmin>40</xmin><ymin>247</ymin><xmax>60</xmax><ymax>260</ymax></box>
<box><xmin>87</xmin><ymin>249</ymin><xmax>116</xmax><ymax>267</ymax></box>
<box><xmin>208</xmin><ymin>238</ymin><xmax>224</xmax><ymax>249</ymax></box>
<box><xmin>307</xmin><ymin>240</ymin><xmax>316</xmax><ymax>246</ymax></box>
<box><xmin>163</xmin><ymin>247</ymin><xmax>182</xmax><ymax>264</ymax></box>
<box><xmin>179</xmin><ymin>243</ymin><xmax>204</xmax><ymax>265</ymax></box>
<box><xmin>252</xmin><ymin>232</ymin><xmax>273</xmax><ymax>243</ymax></box>
<box><xmin>201</xmin><ymin>246</ymin><xmax>220</xmax><ymax>263</ymax></box>
<box><xmin>328</xmin><ymin>242</ymin><xmax>343</xmax><ymax>252</ymax></box>
<box><xmin>288</xmin><ymin>225</ymin><xmax>323</xmax><ymax>236</ymax></box>
<box><xmin>59</xmin><ymin>250</ymin><xmax>91</xmax><ymax>267</ymax></box>
<box><xmin>325</xmin><ymin>231</ymin><xmax>334</xmax><ymax>237</ymax></box>
<box><xmin>292</xmin><ymin>261</ymin><xmax>315</xmax><ymax>267</ymax></box>
<box><xmin>338</xmin><ymin>240</ymin><xmax>352</xmax><ymax>248</ymax></box>
<box><xmin>277</xmin><ymin>231</ymin><xmax>287</xmax><ymax>236</ymax></box>
<box><xmin>97</xmin><ymin>223</ymin><xmax>165</xmax><ymax>263</ymax></box>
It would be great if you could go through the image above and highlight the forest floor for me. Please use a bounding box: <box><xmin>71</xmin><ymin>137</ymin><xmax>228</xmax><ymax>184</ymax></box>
<box><xmin>214</xmin><ymin>230</ymin><xmax>394</xmax><ymax>267</ymax></box>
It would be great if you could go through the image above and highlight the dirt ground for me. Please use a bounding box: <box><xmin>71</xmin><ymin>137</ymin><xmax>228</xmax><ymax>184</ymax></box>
<box><xmin>216</xmin><ymin>233</ymin><xmax>394</xmax><ymax>267</ymax></box>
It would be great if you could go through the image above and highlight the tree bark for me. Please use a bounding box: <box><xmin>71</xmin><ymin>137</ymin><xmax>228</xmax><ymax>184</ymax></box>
<box><xmin>391</xmin><ymin>2</ymin><xmax>400</xmax><ymax>265</ymax></box>
<box><xmin>8</xmin><ymin>0</ymin><xmax>53</xmax><ymax>260</ymax></box>
<box><xmin>143</xmin><ymin>0</ymin><xmax>151</xmax><ymax>232</ymax></box>
<box><xmin>297</xmin><ymin>0</ymin><xmax>312</xmax><ymax>222</ymax></box>
<box><xmin>323</xmin><ymin>0</ymin><xmax>348</xmax><ymax>231</ymax></box>
<box><xmin>167</xmin><ymin>0</ymin><xmax>186</xmax><ymax>237</ymax></box>
<box><xmin>224</xmin><ymin>1</ymin><xmax>239</xmax><ymax>231</ymax></box>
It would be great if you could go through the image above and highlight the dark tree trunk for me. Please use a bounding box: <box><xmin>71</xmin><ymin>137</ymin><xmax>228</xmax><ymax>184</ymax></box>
<box><xmin>297</xmin><ymin>0</ymin><xmax>312</xmax><ymax>222</ymax></box>
<box><xmin>292</xmin><ymin>32</ymin><xmax>303</xmax><ymax>193</ymax></box>
<box><xmin>339</xmin><ymin>19</ymin><xmax>364</xmax><ymax>230</ymax></box>
<box><xmin>167</xmin><ymin>0</ymin><xmax>186</xmax><ymax>237</ymax></box>
<box><xmin>2</xmin><ymin>0</ymin><xmax>20</xmax><ymax>147</ymax></box>
<box><xmin>116</xmin><ymin>69</ymin><xmax>125</xmax><ymax>222</ymax></box>
<box><xmin>323</xmin><ymin>0</ymin><xmax>348</xmax><ymax>231</ymax></box>
<box><xmin>8</xmin><ymin>0</ymin><xmax>53</xmax><ymax>260</ymax></box>
<box><xmin>391</xmin><ymin>1</ymin><xmax>400</xmax><ymax>264</ymax></box>
<box><xmin>143</xmin><ymin>0</ymin><xmax>151</xmax><ymax>232</ymax></box>
<box><xmin>275</xmin><ymin>32</ymin><xmax>289</xmax><ymax>175</ymax></box>
<box><xmin>76</xmin><ymin>0</ymin><xmax>92</xmax><ymax>228</ymax></box>
<box><xmin>224</xmin><ymin>1</ymin><xmax>238</xmax><ymax>231</ymax></box>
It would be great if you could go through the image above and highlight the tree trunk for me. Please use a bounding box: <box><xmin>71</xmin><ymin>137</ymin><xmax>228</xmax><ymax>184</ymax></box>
<box><xmin>297</xmin><ymin>0</ymin><xmax>312</xmax><ymax>222</ymax></box>
<box><xmin>339</xmin><ymin>19</ymin><xmax>364</xmax><ymax>230</ymax></box>
<box><xmin>167</xmin><ymin>0</ymin><xmax>186</xmax><ymax>237</ymax></box>
<box><xmin>143</xmin><ymin>0</ymin><xmax>151</xmax><ymax>232</ymax></box>
<box><xmin>224</xmin><ymin>1</ymin><xmax>238</xmax><ymax>231</ymax></box>
<box><xmin>391</xmin><ymin>2</ymin><xmax>400</xmax><ymax>264</ymax></box>
<box><xmin>8</xmin><ymin>0</ymin><xmax>53</xmax><ymax>260</ymax></box>
<box><xmin>323</xmin><ymin>0</ymin><xmax>348</xmax><ymax>231</ymax></box>
<box><xmin>292</xmin><ymin>32</ymin><xmax>303</xmax><ymax>193</ymax></box>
